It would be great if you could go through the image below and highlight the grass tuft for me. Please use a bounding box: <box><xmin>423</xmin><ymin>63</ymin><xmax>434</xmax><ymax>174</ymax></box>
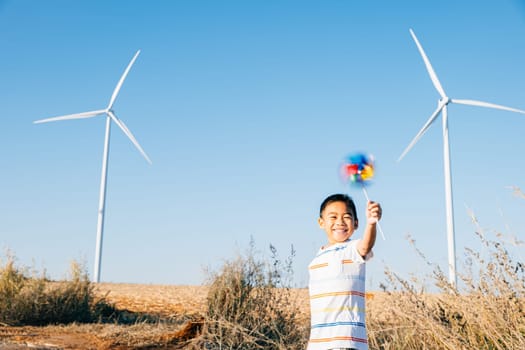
<box><xmin>188</xmin><ymin>240</ymin><xmax>309</xmax><ymax>349</ymax></box>
<box><xmin>0</xmin><ymin>256</ymin><xmax>117</xmax><ymax>326</ymax></box>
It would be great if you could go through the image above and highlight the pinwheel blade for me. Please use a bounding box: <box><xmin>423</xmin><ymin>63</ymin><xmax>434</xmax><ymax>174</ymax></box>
<box><xmin>451</xmin><ymin>99</ymin><xmax>525</xmax><ymax>115</ymax></box>
<box><xmin>107</xmin><ymin>50</ymin><xmax>141</xmax><ymax>110</ymax></box>
<box><xmin>398</xmin><ymin>103</ymin><xmax>444</xmax><ymax>161</ymax></box>
<box><xmin>409</xmin><ymin>29</ymin><xmax>447</xmax><ymax>99</ymax></box>
<box><xmin>108</xmin><ymin>111</ymin><xmax>152</xmax><ymax>164</ymax></box>
<box><xmin>34</xmin><ymin>109</ymin><xmax>106</xmax><ymax>124</ymax></box>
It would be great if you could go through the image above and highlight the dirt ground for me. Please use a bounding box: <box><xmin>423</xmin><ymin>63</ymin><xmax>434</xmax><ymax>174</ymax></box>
<box><xmin>0</xmin><ymin>283</ymin><xmax>309</xmax><ymax>349</ymax></box>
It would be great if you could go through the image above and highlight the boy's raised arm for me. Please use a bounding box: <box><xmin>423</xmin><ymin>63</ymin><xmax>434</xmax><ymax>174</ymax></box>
<box><xmin>358</xmin><ymin>201</ymin><xmax>382</xmax><ymax>257</ymax></box>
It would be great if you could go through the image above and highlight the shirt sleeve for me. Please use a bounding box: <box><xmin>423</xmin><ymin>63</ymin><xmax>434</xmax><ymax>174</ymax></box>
<box><xmin>350</xmin><ymin>239</ymin><xmax>373</xmax><ymax>263</ymax></box>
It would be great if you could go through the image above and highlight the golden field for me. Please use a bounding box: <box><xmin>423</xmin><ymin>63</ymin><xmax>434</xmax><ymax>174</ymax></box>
<box><xmin>0</xmin><ymin>283</ymin><xmax>310</xmax><ymax>349</ymax></box>
<box><xmin>1</xmin><ymin>279</ymin><xmax>524</xmax><ymax>349</ymax></box>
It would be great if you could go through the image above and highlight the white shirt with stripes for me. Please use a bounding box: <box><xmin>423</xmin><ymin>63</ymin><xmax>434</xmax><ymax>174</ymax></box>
<box><xmin>307</xmin><ymin>239</ymin><xmax>373</xmax><ymax>350</ymax></box>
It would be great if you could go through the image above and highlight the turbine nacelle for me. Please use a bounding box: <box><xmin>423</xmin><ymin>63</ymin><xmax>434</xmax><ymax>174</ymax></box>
<box><xmin>439</xmin><ymin>96</ymin><xmax>451</xmax><ymax>105</ymax></box>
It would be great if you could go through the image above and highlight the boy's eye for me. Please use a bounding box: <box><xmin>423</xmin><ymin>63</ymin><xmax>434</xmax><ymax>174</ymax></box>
<box><xmin>343</xmin><ymin>215</ymin><xmax>352</xmax><ymax>220</ymax></box>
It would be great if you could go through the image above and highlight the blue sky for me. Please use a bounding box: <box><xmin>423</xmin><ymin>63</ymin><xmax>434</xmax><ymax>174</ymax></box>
<box><xmin>1</xmin><ymin>0</ymin><xmax>524</xmax><ymax>288</ymax></box>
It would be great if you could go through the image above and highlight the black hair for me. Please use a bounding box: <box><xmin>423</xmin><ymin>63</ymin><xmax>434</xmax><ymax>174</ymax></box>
<box><xmin>319</xmin><ymin>193</ymin><xmax>358</xmax><ymax>222</ymax></box>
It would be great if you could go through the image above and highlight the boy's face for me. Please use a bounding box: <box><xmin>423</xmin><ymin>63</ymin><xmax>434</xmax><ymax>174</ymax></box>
<box><xmin>318</xmin><ymin>201</ymin><xmax>356</xmax><ymax>245</ymax></box>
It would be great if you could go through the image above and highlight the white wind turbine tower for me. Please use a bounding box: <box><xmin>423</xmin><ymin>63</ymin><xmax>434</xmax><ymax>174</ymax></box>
<box><xmin>398</xmin><ymin>29</ymin><xmax>525</xmax><ymax>287</ymax></box>
<box><xmin>34</xmin><ymin>50</ymin><xmax>151</xmax><ymax>283</ymax></box>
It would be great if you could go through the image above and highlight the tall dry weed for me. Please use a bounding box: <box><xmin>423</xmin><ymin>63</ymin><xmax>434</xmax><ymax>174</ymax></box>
<box><xmin>368</xmin><ymin>206</ymin><xmax>525</xmax><ymax>350</ymax></box>
<box><xmin>189</xmin><ymin>241</ymin><xmax>309</xmax><ymax>350</ymax></box>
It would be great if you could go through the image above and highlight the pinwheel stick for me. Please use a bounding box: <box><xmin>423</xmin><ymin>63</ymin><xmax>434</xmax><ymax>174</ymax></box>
<box><xmin>361</xmin><ymin>185</ymin><xmax>386</xmax><ymax>240</ymax></box>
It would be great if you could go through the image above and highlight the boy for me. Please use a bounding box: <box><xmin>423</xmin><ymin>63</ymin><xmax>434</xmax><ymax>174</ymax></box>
<box><xmin>307</xmin><ymin>193</ymin><xmax>382</xmax><ymax>350</ymax></box>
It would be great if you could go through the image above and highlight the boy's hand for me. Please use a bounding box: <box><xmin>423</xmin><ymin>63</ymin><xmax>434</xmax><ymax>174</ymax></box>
<box><xmin>366</xmin><ymin>201</ymin><xmax>382</xmax><ymax>225</ymax></box>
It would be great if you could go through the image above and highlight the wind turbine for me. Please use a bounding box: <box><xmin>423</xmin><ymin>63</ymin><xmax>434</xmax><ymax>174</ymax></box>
<box><xmin>398</xmin><ymin>29</ymin><xmax>525</xmax><ymax>287</ymax></box>
<box><xmin>34</xmin><ymin>50</ymin><xmax>151</xmax><ymax>283</ymax></box>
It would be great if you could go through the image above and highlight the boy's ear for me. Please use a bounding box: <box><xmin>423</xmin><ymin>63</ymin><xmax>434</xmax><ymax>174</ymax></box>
<box><xmin>354</xmin><ymin>219</ymin><xmax>358</xmax><ymax>229</ymax></box>
<box><xmin>317</xmin><ymin>217</ymin><xmax>324</xmax><ymax>228</ymax></box>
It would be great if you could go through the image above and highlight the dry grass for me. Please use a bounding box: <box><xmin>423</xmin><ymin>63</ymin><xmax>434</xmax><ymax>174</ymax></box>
<box><xmin>367</xmin><ymin>209</ymin><xmax>525</xmax><ymax>350</ymax></box>
<box><xmin>1</xmin><ymin>274</ymin><xmax>523</xmax><ymax>349</ymax></box>
<box><xmin>0</xmin><ymin>244</ymin><xmax>311</xmax><ymax>349</ymax></box>
<box><xmin>191</xmin><ymin>244</ymin><xmax>310</xmax><ymax>350</ymax></box>
<box><xmin>0</xmin><ymin>284</ymin><xmax>310</xmax><ymax>349</ymax></box>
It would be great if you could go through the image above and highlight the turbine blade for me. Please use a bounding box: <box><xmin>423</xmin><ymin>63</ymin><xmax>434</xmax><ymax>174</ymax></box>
<box><xmin>398</xmin><ymin>103</ymin><xmax>444</xmax><ymax>161</ymax></box>
<box><xmin>451</xmin><ymin>99</ymin><xmax>525</xmax><ymax>115</ymax></box>
<box><xmin>107</xmin><ymin>50</ymin><xmax>141</xmax><ymax>110</ymax></box>
<box><xmin>108</xmin><ymin>111</ymin><xmax>152</xmax><ymax>164</ymax></box>
<box><xmin>409</xmin><ymin>28</ymin><xmax>447</xmax><ymax>98</ymax></box>
<box><xmin>34</xmin><ymin>109</ymin><xmax>106</xmax><ymax>124</ymax></box>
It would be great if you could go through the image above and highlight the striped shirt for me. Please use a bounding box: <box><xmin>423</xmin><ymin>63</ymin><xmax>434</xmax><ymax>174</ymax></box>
<box><xmin>307</xmin><ymin>239</ymin><xmax>372</xmax><ymax>350</ymax></box>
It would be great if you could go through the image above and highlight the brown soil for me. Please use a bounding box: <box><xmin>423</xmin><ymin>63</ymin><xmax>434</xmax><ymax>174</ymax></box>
<box><xmin>0</xmin><ymin>283</ymin><xmax>310</xmax><ymax>349</ymax></box>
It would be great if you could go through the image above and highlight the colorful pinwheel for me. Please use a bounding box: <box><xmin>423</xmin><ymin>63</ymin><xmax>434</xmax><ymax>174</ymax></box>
<box><xmin>340</xmin><ymin>152</ymin><xmax>385</xmax><ymax>240</ymax></box>
<box><xmin>341</xmin><ymin>153</ymin><xmax>375</xmax><ymax>186</ymax></box>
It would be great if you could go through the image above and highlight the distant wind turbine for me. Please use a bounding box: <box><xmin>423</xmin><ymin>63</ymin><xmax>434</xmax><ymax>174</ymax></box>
<box><xmin>34</xmin><ymin>50</ymin><xmax>151</xmax><ymax>283</ymax></box>
<box><xmin>398</xmin><ymin>29</ymin><xmax>525</xmax><ymax>287</ymax></box>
